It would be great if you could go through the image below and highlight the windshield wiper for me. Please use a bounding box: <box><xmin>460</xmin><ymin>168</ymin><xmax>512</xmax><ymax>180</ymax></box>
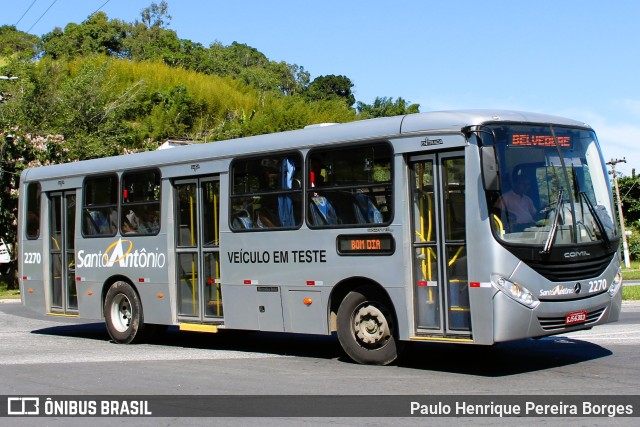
<box><xmin>571</xmin><ymin>166</ymin><xmax>611</xmax><ymax>248</ymax></box>
<box><xmin>579</xmin><ymin>191</ymin><xmax>611</xmax><ymax>249</ymax></box>
<box><xmin>541</xmin><ymin>188</ymin><xmax>564</xmax><ymax>254</ymax></box>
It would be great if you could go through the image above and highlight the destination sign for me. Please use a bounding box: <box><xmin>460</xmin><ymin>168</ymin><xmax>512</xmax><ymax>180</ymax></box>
<box><xmin>337</xmin><ymin>234</ymin><xmax>395</xmax><ymax>256</ymax></box>
<box><xmin>510</xmin><ymin>134</ymin><xmax>571</xmax><ymax>148</ymax></box>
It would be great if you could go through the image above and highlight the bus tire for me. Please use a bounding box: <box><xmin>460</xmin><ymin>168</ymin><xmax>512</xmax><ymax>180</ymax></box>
<box><xmin>104</xmin><ymin>281</ymin><xmax>147</xmax><ymax>344</ymax></box>
<box><xmin>336</xmin><ymin>286</ymin><xmax>399</xmax><ymax>365</ymax></box>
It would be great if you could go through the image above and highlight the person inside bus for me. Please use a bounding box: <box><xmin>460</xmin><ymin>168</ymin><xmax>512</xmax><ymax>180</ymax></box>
<box><xmin>122</xmin><ymin>209</ymin><xmax>140</xmax><ymax>234</ymax></box>
<box><xmin>309</xmin><ymin>159</ymin><xmax>339</xmax><ymax>225</ymax></box>
<box><xmin>255</xmin><ymin>196</ymin><xmax>279</xmax><ymax>228</ymax></box>
<box><xmin>494</xmin><ymin>174</ymin><xmax>538</xmax><ymax>230</ymax></box>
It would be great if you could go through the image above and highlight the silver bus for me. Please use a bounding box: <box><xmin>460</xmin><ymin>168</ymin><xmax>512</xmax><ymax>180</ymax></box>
<box><xmin>18</xmin><ymin>110</ymin><xmax>622</xmax><ymax>365</ymax></box>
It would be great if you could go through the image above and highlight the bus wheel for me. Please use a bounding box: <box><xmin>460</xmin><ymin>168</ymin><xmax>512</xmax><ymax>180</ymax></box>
<box><xmin>104</xmin><ymin>281</ymin><xmax>147</xmax><ymax>344</ymax></box>
<box><xmin>336</xmin><ymin>286</ymin><xmax>399</xmax><ymax>365</ymax></box>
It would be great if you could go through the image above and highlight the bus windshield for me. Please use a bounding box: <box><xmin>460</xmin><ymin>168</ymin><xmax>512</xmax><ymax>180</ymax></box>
<box><xmin>484</xmin><ymin>124</ymin><xmax>617</xmax><ymax>247</ymax></box>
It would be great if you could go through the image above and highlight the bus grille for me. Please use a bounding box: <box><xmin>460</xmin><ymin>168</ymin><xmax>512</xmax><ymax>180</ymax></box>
<box><xmin>525</xmin><ymin>253</ymin><xmax>613</xmax><ymax>282</ymax></box>
<box><xmin>537</xmin><ymin>307</ymin><xmax>606</xmax><ymax>331</ymax></box>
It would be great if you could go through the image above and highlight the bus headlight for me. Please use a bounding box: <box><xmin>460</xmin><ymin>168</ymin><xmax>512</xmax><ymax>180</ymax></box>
<box><xmin>608</xmin><ymin>269</ymin><xmax>623</xmax><ymax>297</ymax></box>
<box><xmin>491</xmin><ymin>274</ymin><xmax>540</xmax><ymax>309</ymax></box>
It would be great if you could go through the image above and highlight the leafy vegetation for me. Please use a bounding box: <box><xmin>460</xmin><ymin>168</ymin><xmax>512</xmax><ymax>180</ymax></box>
<box><xmin>357</xmin><ymin>96</ymin><xmax>420</xmax><ymax>119</ymax></box>
<box><xmin>612</xmin><ymin>174</ymin><xmax>640</xmax><ymax>262</ymax></box>
<box><xmin>615</xmin><ymin>174</ymin><xmax>640</xmax><ymax>226</ymax></box>
<box><xmin>0</xmin><ymin>2</ymin><xmax>420</xmax><ymax>288</ymax></box>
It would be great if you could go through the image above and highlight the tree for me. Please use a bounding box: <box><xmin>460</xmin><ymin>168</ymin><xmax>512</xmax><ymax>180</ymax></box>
<box><xmin>357</xmin><ymin>96</ymin><xmax>420</xmax><ymax>118</ymax></box>
<box><xmin>305</xmin><ymin>75</ymin><xmax>355</xmax><ymax>107</ymax></box>
<box><xmin>52</xmin><ymin>58</ymin><xmax>143</xmax><ymax>159</ymax></box>
<box><xmin>40</xmin><ymin>13</ymin><xmax>128</xmax><ymax>59</ymax></box>
<box><xmin>34</xmin><ymin>5</ymin><xmax>312</xmax><ymax>98</ymax></box>
<box><xmin>1</xmin><ymin>58</ymin><xmax>65</xmax><ymax>135</ymax></box>
<box><xmin>0</xmin><ymin>26</ymin><xmax>39</xmax><ymax>60</ymax></box>
<box><xmin>144</xmin><ymin>84</ymin><xmax>206</xmax><ymax>140</ymax></box>
<box><xmin>140</xmin><ymin>1</ymin><xmax>172</xmax><ymax>29</ymax></box>
<box><xmin>617</xmin><ymin>174</ymin><xmax>640</xmax><ymax>225</ymax></box>
<box><xmin>273</xmin><ymin>62</ymin><xmax>310</xmax><ymax>96</ymax></box>
<box><xmin>198</xmin><ymin>42</ymin><xmax>309</xmax><ymax>96</ymax></box>
<box><xmin>0</xmin><ymin>132</ymin><xmax>75</xmax><ymax>288</ymax></box>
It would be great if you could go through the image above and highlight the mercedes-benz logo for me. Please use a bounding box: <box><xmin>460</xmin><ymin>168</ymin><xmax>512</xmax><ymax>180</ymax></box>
<box><xmin>574</xmin><ymin>283</ymin><xmax>582</xmax><ymax>294</ymax></box>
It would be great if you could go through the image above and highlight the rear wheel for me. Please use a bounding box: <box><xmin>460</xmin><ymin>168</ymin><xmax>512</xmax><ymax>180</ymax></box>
<box><xmin>336</xmin><ymin>286</ymin><xmax>400</xmax><ymax>365</ymax></box>
<box><xmin>104</xmin><ymin>281</ymin><xmax>148</xmax><ymax>344</ymax></box>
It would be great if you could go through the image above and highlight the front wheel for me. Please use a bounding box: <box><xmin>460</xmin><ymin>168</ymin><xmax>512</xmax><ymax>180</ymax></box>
<box><xmin>336</xmin><ymin>286</ymin><xmax>400</xmax><ymax>365</ymax></box>
<box><xmin>104</xmin><ymin>281</ymin><xmax>148</xmax><ymax>344</ymax></box>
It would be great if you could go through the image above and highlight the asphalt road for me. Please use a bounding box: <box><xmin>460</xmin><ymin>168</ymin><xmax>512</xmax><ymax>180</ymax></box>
<box><xmin>1</xmin><ymin>299</ymin><xmax>639</xmax><ymax>426</ymax></box>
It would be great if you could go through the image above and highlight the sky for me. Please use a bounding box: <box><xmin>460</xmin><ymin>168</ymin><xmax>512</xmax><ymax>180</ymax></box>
<box><xmin>2</xmin><ymin>0</ymin><xmax>640</xmax><ymax>176</ymax></box>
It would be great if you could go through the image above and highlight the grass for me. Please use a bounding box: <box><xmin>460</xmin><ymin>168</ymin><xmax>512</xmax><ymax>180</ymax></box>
<box><xmin>621</xmin><ymin>264</ymin><xmax>640</xmax><ymax>281</ymax></box>
<box><xmin>0</xmin><ymin>280</ymin><xmax>20</xmax><ymax>299</ymax></box>
<box><xmin>622</xmin><ymin>285</ymin><xmax>640</xmax><ymax>300</ymax></box>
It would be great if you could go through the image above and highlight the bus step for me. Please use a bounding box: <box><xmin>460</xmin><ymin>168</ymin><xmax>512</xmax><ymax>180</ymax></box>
<box><xmin>179</xmin><ymin>323</ymin><xmax>219</xmax><ymax>333</ymax></box>
<box><xmin>47</xmin><ymin>312</ymin><xmax>79</xmax><ymax>318</ymax></box>
<box><xmin>410</xmin><ymin>335</ymin><xmax>473</xmax><ymax>343</ymax></box>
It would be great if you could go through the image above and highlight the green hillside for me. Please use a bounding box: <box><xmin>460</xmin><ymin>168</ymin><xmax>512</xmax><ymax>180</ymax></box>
<box><xmin>0</xmin><ymin>2</ymin><xmax>420</xmax><ymax>288</ymax></box>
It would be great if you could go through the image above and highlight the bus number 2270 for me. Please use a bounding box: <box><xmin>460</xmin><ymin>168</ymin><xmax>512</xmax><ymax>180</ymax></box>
<box><xmin>23</xmin><ymin>252</ymin><xmax>42</xmax><ymax>264</ymax></box>
<box><xmin>588</xmin><ymin>279</ymin><xmax>607</xmax><ymax>293</ymax></box>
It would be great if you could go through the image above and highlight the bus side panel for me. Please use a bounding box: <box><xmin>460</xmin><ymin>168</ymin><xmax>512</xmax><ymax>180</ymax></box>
<box><xmin>20</xmin><ymin>258</ymin><xmax>47</xmax><ymax>315</ymax></box>
<box><xmin>77</xmin><ymin>281</ymin><xmax>103</xmax><ymax>320</ymax></box>
<box><xmin>21</xmin><ymin>280</ymin><xmax>46</xmax><ymax>314</ymax></box>
<box><xmin>220</xmin><ymin>227</ymin><xmax>407</xmax><ymax>336</ymax></box>
<box><xmin>221</xmin><ymin>284</ymin><xmax>260</xmax><ymax>330</ymax></box>
<box><xmin>75</xmin><ymin>235</ymin><xmax>172</xmax><ymax>325</ymax></box>
<box><xmin>19</xmin><ymin>210</ymin><xmax>47</xmax><ymax>315</ymax></box>
<box><xmin>282</xmin><ymin>288</ymin><xmax>327</xmax><ymax>334</ymax></box>
<box><xmin>137</xmin><ymin>281</ymin><xmax>173</xmax><ymax>325</ymax></box>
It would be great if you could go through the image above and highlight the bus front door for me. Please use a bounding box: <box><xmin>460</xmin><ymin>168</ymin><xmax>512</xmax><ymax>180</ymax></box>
<box><xmin>48</xmin><ymin>191</ymin><xmax>77</xmax><ymax>314</ymax></box>
<box><xmin>174</xmin><ymin>177</ymin><xmax>222</xmax><ymax>322</ymax></box>
<box><xmin>409</xmin><ymin>153</ymin><xmax>471</xmax><ymax>336</ymax></box>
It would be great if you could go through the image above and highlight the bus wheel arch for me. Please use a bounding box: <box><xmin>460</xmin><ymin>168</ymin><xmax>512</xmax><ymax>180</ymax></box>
<box><xmin>330</xmin><ymin>278</ymin><xmax>401</xmax><ymax>365</ymax></box>
<box><xmin>103</xmin><ymin>277</ymin><xmax>149</xmax><ymax>344</ymax></box>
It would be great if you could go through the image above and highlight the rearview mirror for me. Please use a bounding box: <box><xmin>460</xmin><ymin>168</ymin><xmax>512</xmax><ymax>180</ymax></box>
<box><xmin>480</xmin><ymin>146</ymin><xmax>500</xmax><ymax>192</ymax></box>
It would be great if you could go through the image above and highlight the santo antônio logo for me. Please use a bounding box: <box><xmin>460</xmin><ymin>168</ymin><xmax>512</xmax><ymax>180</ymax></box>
<box><xmin>539</xmin><ymin>284</ymin><xmax>575</xmax><ymax>297</ymax></box>
<box><xmin>76</xmin><ymin>238</ymin><xmax>166</xmax><ymax>269</ymax></box>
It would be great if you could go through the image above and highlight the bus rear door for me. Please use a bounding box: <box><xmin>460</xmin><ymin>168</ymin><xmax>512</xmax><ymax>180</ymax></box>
<box><xmin>48</xmin><ymin>191</ymin><xmax>78</xmax><ymax>315</ymax></box>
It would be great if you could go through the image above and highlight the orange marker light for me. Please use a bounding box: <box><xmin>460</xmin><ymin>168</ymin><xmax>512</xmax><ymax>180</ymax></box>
<box><xmin>157</xmin><ymin>293</ymin><xmax>164</xmax><ymax>299</ymax></box>
<box><xmin>87</xmin><ymin>291</ymin><xmax>93</xmax><ymax>296</ymax></box>
<box><xmin>27</xmin><ymin>289</ymin><xmax>33</xmax><ymax>293</ymax></box>
<box><xmin>303</xmin><ymin>298</ymin><xmax>313</xmax><ymax>306</ymax></box>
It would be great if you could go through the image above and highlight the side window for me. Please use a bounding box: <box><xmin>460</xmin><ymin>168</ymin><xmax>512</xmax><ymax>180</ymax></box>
<box><xmin>307</xmin><ymin>143</ymin><xmax>392</xmax><ymax>227</ymax></box>
<box><xmin>230</xmin><ymin>153</ymin><xmax>302</xmax><ymax>230</ymax></box>
<box><xmin>121</xmin><ymin>170</ymin><xmax>161</xmax><ymax>235</ymax></box>
<box><xmin>82</xmin><ymin>175</ymin><xmax>118</xmax><ymax>237</ymax></box>
<box><xmin>26</xmin><ymin>183</ymin><xmax>41</xmax><ymax>239</ymax></box>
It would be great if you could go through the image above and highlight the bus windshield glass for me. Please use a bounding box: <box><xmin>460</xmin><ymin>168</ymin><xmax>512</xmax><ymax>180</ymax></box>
<box><xmin>484</xmin><ymin>124</ymin><xmax>617</xmax><ymax>247</ymax></box>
